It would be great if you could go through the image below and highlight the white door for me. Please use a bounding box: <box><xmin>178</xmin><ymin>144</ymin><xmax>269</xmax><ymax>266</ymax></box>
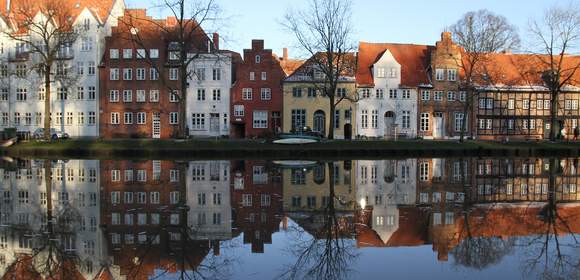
<box><xmin>210</xmin><ymin>113</ymin><xmax>220</xmax><ymax>134</ymax></box>
<box><xmin>152</xmin><ymin>112</ymin><xmax>161</xmax><ymax>139</ymax></box>
<box><xmin>433</xmin><ymin>113</ymin><xmax>444</xmax><ymax>139</ymax></box>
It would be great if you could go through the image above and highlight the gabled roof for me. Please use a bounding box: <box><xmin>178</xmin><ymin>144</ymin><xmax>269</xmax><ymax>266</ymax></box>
<box><xmin>356</xmin><ymin>42</ymin><xmax>433</xmax><ymax>88</ymax></box>
<box><xmin>285</xmin><ymin>52</ymin><xmax>356</xmax><ymax>82</ymax></box>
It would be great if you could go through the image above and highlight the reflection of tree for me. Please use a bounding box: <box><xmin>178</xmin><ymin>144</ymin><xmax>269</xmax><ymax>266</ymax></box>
<box><xmin>451</xmin><ymin>237</ymin><xmax>515</xmax><ymax>270</ymax></box>
<box><xmin>519</xmin><ymin>158</ymin><xmax>580</xmax><ymax>279</ymax></box>
<box><xmin>281</xmin><ymin>162</ymin><xmax>358</xmax><ymax>280</ymax></box>
<box><xmin>2</xmin><ymin>160</ymin><xmax>83</xmax><ymax>279</ymax></box>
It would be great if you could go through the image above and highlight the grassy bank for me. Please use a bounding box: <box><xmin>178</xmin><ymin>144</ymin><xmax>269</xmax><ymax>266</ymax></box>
<box><xmin>2</xmin><ymin>139</ymin><xmax>580</xmax><ymax>160</ymax></box>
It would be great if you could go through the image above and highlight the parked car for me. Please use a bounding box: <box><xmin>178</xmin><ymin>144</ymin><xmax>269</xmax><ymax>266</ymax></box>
<box><xmin>33</xmin><ymin>128</ymin><xmax>70</xmax><ymax>140</ymax></box>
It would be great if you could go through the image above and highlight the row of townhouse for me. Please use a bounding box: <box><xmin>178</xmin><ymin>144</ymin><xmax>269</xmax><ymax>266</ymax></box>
<box><xmin>1</xmin><ymin>1</ymin><xmax>579</xmax><ymax>141</ymax></box>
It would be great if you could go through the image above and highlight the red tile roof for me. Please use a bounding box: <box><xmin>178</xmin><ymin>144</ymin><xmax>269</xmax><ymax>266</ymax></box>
<box><xmin>9</xmin><ymin>0</ymin><xmax>116</xmax><ymax>23</ymax></box>
<box><xmin>357</xmin><ymin>42</ymin><xmax>433</xmax><ymax>87</ymax></box>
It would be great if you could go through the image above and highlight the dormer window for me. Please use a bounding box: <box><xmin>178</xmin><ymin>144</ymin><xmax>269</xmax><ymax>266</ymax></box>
<box><xmin>255</xmin><ymin>55</ymin><xmax>261</xmax><ymax>63</ymax></box>
<box><xmin>376</xmin><ymin>67</ymin><xmax>385</xmax><ymax>78</ymax></box>
<box><xmin>83</xmin><ymin>18</ymin><xmax>90</xmax><ymax>31</ymax></box>
<box><xmin>314</xmin><ymin>70</ymin><xmax>324</xmax><ymax>80</ymax></box>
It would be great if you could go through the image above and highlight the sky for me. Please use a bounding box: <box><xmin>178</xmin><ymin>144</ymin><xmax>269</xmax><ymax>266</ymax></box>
<box><xmin>125</xmin><ymin>0</ymin><xmax>574</xmax><ymax>58</ymax></box>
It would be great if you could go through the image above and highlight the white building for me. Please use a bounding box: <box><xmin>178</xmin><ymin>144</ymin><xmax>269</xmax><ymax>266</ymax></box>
<box><xmin>356</xmin><ymin>43</ymin><xmax>430</xmax><ymax>139</ymax></box>
<box><xmin>187</xmin><ymin>52</ymin><xmax>233</xmax><ymax>138</ymax></box>
<box><xmin>0</xmin><ymin>159</ymin><xmax>106</xmax><ymax>279</ymax></box>
<box><xmin>356</xmin><ymin>159</ymin><xmax>417</xmax><ymax>243</ymax></box>
<box><xmin>0</xmin><ymin>0</ymin><xmax>125</xmax><ymax>138</ymax></box>
<box><xmin>186</xmin><ymin>161</ymin><xmax>232</xmax><ymax>240</ymax></box>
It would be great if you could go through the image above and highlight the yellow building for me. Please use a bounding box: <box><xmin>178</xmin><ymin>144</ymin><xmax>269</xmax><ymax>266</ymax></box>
<box><xmin>282</xmin><ymin>53</ymin><xmax>357</xmax><ymax>139</ymax></box>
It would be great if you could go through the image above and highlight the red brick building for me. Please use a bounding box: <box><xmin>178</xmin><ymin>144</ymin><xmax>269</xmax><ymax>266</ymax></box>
<box><xmin>231</xmin><ymin>160</ymin><xmax>283</xmax><ymax>252</ymax></box>
<box><xmin>99</xmin><ymin>9</ymin><xmax>210</xmax><ymax>139</ymax></box>
<box><xmin>230</xmin><ymin>40</ymin><xmax>286</xmax><ymax>138</ymax></box>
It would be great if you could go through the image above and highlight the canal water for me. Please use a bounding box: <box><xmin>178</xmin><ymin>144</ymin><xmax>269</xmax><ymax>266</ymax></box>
<box><xmin>0</xmin><ymin>157</ymin><xmax>578</xmax><ymax>280</ymax></box>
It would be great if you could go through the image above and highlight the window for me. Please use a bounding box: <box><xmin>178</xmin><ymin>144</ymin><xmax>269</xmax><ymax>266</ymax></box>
<box><xmin>377</xmin><ymin>67</ymin><xmax>385</xmax><ymax>78</ymax></box>
<box><xmin>389</xmin><ymin>68</ymin><xmax>397</xmax><ymax>78</ymax></box>
<box><xmin>170</xmin><ymin>90</ymin><xmax>179</xmax><ymax>102</ymax></box>
<box><xmin>508</xmin><ymin>99</ymin><xmax>515</xmax><ymax>110</ymax></box>
<box><xmin>150</xmin><ymin>49</ymin><xmax>159</xmax><ymax>58</ymax></box>
<box><xmin>149</xmin><ymin>90</ymin><xmax>159</xmax><ymax>102</ymax></box>
<box><xmin>221</xmin><ymin>104</ymin><xmax>239</xmax><ymax>121</ymax></box>
<box><xmin>454</xmin><ymin>113</ymin><xmax>464</xmax><ymax>132</ymax></box>
<box><xmin>523</xmin><ymin>99</ymin><xmax>530</xmax><ymax>110</ymax></box>
<box><xmin>402</xmin><ymin>111</ymin><xmax>410</xmax><ymax>129</ymax></box>
<box><xmin>447</xmin><ymin>69</ymin><xmax>457</xmax><ymax>81</ymax></box>
<box><xmin>241</xmin><ymin>88</ymin><xmax>252</xmax><ymax>100</ymax></box>
<box><xmin>375</xmin><ymin>88</ymin><xmax>384</xmax><ymax>99</ymax></box>
<box><xmin>371</xmin><ymin>110</ymin><xmax>378</xmax><ymax>129</ymax></box>
<box><xmin>123</xmin><ymin>49</ymin><xmax>132</xmax><ymax>59</ymax></box>
<box><xmin>111</xmin><ymin>171</ymin><xmax>120</xmax><ymax>183</ymax></box>
<box><xmin>136</xmin><ymin>90</ymin><xmax>146</xmax><ymax>102</ymax></box>
<box><xmin>261</xmin><ymin>72</ymin><xmax>267</xmax><ymax>80</ymax></box>
<box><xmin>434</xmin><ymin>91</ymin><xmax>443</xmax><ymax>101</ymax></box>
<box><xmin>77</xmin><ymin>87</ymin><xmax>84</xmax><ymax>100</ymax></box>
<box><xmin>123</xmin><ymin>90</ymin><xmax>132</xmax><ymax>102</ymax></box>
<box><xmin>137</xmin><ymin>112</ymin><xmax>146</xmax><ymax>124</ymax></box>
<box><xmin>253</xmin><ymin>111</ymin><xmax>268</xmax><ymax>128</ymax></box>
<box><xmin>249</xmin><ymin>72</ymin><xmax>255</xmax><ymax>81</ymax></box>
<box><xmin>419</xmin><ymin>162</ymin><xmax>429</xmax><ymax>181</ymax></box>
<box><xmin>111</xmin><ymin>113</ymin><xmax>120</xmax><ymax>124</ymax></box>
<box><xmin>212</xmin><ymin>68</ymin><xmax>221</xmax><ymax>80</ymax></box>
<box><xmin>170</xmin><ymin>112</ymin><xmax>178</xmax><ymax>124</ymax></box>
<box><xmin>402</xmin><ymin>89</ymin><xmax>411</xmax><ymax>99</ymax></box>
<box><xmin>88</xmin><ymin>112</ymin><xmax>96</xmax><ymax>125</ymax></box>
<box><xmin>421</xmin><ymin>90</ymin><xmax>430</xmax><ymax>101</ymax></box>
<box><xmin>361</xmin><ymin>110</ymin><xmax>368</xmax><ymax>129</ymax></box>
<box><xmin>192</xmin><ymin>113</ymin><xmax>205</xmax><ymax>130</ymax></box>
<box><xmin>56</xmin><ymin>88</ymin><xmax>67</xmax><ymax>100</ymax></box>
<box><xmin>88</xmin><ymin>61</ymin><xmax>95</xmax><ymax>75</ymax></box>
<box><xmin>307</xmin><ymin>88</ymin><xmax>317</xmax><ymax>97</ymax></box>
<box><xmin>109</xmin><ymin>90</ymin><xmax>119</xmax><ymax>102</ymax></box>
<box><xmin>447</xmin><ymin>91</ymin><xmax>455</xmax><ymax>101</ymax></box>
<box><xmin>420</xmin><ymin>113</ymin><xmax>429</xmax><ymax>131</ymax></box>
<box><xmin>242</xmin><ymin>194</ymin><xmax>252</xmax><ymax>206</ymax></box>
<box><xmin>292</xmin><ymin>87</ymin><xmax>302</xmax><ymax>97</ymax></box>
<box><xmin>87</xmin><ymin>86</ymin><xmax>95</xmax><ymax>100</ymax></box>
<box><xmin>435</xmin><ymin>69</ymin><xmax>445</xmax><ymax>81</ymax></box>
<box><xmin>335</xmin><ymin>110</ymin><xmax>340</xmax><ymax>129</ymax></box>
<box><xmin>81</xmin><ymin>37</ymin><xmax>92</xmax><ymax>51</ymax></box>
<box><xmin>110</xmin><ymin>49</ymin><xmax>119</xmax><ymax>59</ymax></box>
<box><xmin>150</xmin><ymin>68</ymin><xmax>159</xmax><ymax>80</ymax></box>
<box><xmin>124</xmin><ymin>112</ymin><xmax>133</xmax><ymax>124</ymax></box>
<box><xmin>77</xmin><ymin>62</ymin><xmax>84</xmax><ymax>75</ymax></box>
<box><xmin>136</xmin><ymin>49</ymin><xmax>146</xmax><ymax>59</ymax></box>
<box><xmin>212</xmin><ymin>89</ymin><xmax>221</xmax><ymax>101</ymax></box>
<box><xmin>16</xmin><ymin>64</ymin><xmax>26</xmax><ymax>77</ymax></box>
<box><xmin>136</xmin><ymin>68</ymin><xmax>146</xmax><ymax>80</ymax></box>
<box><xmin>110</xmin><ymin>68</ymin><xmax>119</xmax><ymax>80</ymax></box>
<box><xmin>123</xmin><ymin>68</ymin><xmax>132</xmax><ymax>80</ymax></box>
<box><xmin>16</xmin><ymin>88</ymin><xmax>27</xmax><ymax>101</ymax></box>
<box><xmin>389</xmin><ymin>89</ymin><xmax>397</xmax><ymax>99</ymax></box>
<box><xmin>261</xmin><ymin>88</ymin><xmax>271</xmax><ymax>100</ymax></box>
<box><xmin>291</xmin><ymin>109</ymin><xmax>306</xmax><ymax>130</ymax></box>
<box><xmin>169</xmin><ymin>68</ymin><xmax>178</xmax><ymax>80</ymax></box>
<box><xmin>255</xmin><ymin>55</ymin><xmax>261</xmax><ymax>63</ymax></box>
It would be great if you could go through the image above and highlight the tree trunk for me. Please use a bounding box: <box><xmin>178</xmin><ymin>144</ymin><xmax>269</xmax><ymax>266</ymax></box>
<box><xmin>550</xmin><ymin>91</ymin><xmax>559</xmax><ymax>141</ymax></box>
<box><xmin>459</xmin><ymin>89</ymin><xmax>472</xmax><ymax>143</ymax></box>
<box><xmin>178</xmin><ymin>64</ymin><xmax>188</xmax><ymax>139</ymax></box>
<box><xmin>328</xmin><ymin>94</ymin><xmax>336</xmax><ymax>140</ymax></box>
<box><xmin>44</xmin><ymin>64</ymin><xmax>52</xmax><ymax>140</ymax></box>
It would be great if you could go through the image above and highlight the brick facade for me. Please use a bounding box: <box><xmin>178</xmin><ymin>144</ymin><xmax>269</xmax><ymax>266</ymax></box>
<box><xmin>230</xmin><ymin>40</ymin><xmax>285</xmax><ymax>138</ymax></box>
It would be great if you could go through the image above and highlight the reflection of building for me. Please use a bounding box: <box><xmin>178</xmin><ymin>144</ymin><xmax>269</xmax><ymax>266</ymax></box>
<box><xmin>186</xmin><ymin>161</ymin><xmax>232</xmax><ymax>240</ymax></box>
<box><xmin>231</xmin><ymin>160</ymin><xmax>283</xmax><ymax>253</ymax></box>
<box><xmin>356</xmin><ymin>159</ymin><xmax>417</xmax><ymax>243</ymax></box>
<box><xmin>0</xmin><ymin>159</ymin><xmax>104</xmax><ymax>279</ymax></box>
<box><xmin>100</xmin><ymin>160</ymin><xmax>188</xmax><ymax>280</ymax></box>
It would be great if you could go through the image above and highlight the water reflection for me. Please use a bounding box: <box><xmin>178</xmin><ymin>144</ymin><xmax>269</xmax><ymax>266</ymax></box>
<box><xmin>0</xmin><ymin>157</ymin><xmax>578</xmax><ymax>279</ymax></box>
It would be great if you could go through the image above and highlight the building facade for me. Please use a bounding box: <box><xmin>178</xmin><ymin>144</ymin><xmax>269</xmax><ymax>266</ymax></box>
<box><xmin>356</xmin><ymin>43</ymin><xmax>429</xmax><ymax>139</ymax></box>
<box><xmin>282</xmin><ymin>54</ymin><xmax>357</xmax><ymax>139</ymax></box>
<box><xmin>230</xmin><ymin>40</ymin><xmax>286</xmax><ymax>138</ymax></box>
<box><xmin>0</xmin><ymin>0</ymin><xmax>126</xmax><ymax>138</ymax></box>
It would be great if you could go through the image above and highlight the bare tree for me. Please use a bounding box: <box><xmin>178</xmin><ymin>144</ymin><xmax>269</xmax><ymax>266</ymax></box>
<box><xmin>2</xmin><ymin>0</ymin><xmax>81</xmax><ymax>140</ymax></box>
<box><xmin>283</xmin><ymin>0</ymin><xmax>356</xmax><ymax>139</ymax></box>
<box><xmin>528</xmin><ymin>3</ymin><xmax>580</xmax><ymax>141</ymax></box>
<box><xmin>121</xmin><ymin>0</ymin><xmax>222</xmax><ymax>138</ymax></box>
<box><xmin>449</xmin><ymin>9</ymin><xmax>520</xmax><ymax>142</ymax></box>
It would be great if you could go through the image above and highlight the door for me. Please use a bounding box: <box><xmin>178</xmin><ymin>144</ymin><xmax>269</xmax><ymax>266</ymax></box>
<box><xmin>313</xmin><ymin>110</ymin><xmax>326</xmax><ymax>135</ymax></box>
<box><xmin>152</xmin><ymin>112</ymin><xmax>161</xmax><ymax>139</ymax></box>
<box><xmin>384</xmin><ymin>111</ymin><xmax>396</xmax><ymax>139</ymax></box>
<box><xmin>433</xmin><ymin>112</ymin><xmax>444</xmax><ymax>139</ymax></box>
<box><xmin>344</xmin><ymin>124</ymin><xmax>352</xmax><ymax>140</ymax></box>
<box><xmin>210</xmin><ymin>113</ymin><xmax>220</xmax><ymax>134</ymax></box>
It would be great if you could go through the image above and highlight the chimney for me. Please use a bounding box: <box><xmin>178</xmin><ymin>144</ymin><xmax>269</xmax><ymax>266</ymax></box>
<box><xmin>283</xmin><ymin>48</ymin><xmax>288</xmax><ymax>61</ymax></box>
<box><xmin>212</xmin><ymin>240</ymin><xmax>220</xmax><ymax>256</ymax></box>
<box><xmin>282</xmin><ymin>216</ymin><xmax>288</xmax><ymax>230</ymax></box>
<box><xmin>251</xmin><ymin>39</ymin><xmax>264</xmax><ymax>51</ymax></box>
<box><xmin>213</xmin><ymin>32</ymin><xmax>219</xmax><ymax>50</ymax></box>
<box><xmin>441</xmin><ymin>31</ymin><xmax>452</xmax><ymax>42</ymax></box>
<box><xmin>165</xmin><ymin>16</ymin><xmax>177</xmax><ymax>27</ymax></box>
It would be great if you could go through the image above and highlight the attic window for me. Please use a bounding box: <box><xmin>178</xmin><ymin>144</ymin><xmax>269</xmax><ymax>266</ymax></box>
<box><xmin>75</xmin><ymin>3</ymin><xmax>81</xmax><ymax>8</ymax></box>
